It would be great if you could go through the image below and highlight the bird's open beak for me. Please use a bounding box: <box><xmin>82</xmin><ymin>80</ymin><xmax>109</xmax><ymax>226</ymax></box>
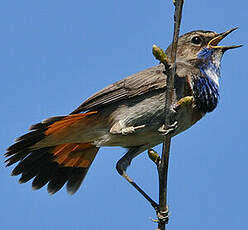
<box><xmin>208</xmin><ymin>27</ymin><xmax>242</xmax><ymax>51</ymax></box>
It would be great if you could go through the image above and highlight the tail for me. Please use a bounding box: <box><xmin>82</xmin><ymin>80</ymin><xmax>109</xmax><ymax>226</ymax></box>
<box><xmin>5</xmin><ymin>112</ymin><xmax>99</xmax><ymax>195</ymax></box>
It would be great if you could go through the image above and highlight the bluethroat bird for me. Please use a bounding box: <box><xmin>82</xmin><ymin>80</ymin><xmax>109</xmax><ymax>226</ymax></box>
<box><xmin>5</xmin><ymin>28</ymin><xmax>241</xmax><ymax>199</ymax></box>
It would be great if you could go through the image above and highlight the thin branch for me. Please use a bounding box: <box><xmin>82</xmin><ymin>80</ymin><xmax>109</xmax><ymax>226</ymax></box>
<box><xmin>156</xmin><ymin>1</ymin><xmax>184</xmax><ymax>230</ymax></box>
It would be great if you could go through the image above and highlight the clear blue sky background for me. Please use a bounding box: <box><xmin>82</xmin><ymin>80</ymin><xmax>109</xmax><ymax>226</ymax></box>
<box><xmin>1</xmin><ymin>1</ymin><xmax>247</xmax><ymax>229</ymax></box>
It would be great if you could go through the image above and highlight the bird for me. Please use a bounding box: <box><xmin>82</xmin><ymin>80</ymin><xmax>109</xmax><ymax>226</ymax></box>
<box><xmin>5</xmin><ymin>28</ymin><xmax>241</xmax><ymax>197</ymax></box>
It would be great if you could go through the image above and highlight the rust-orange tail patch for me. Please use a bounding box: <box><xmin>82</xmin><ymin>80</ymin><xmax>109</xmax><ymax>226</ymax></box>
<box><xmin>53</xmin><ymin>143</ymin><xmax>98</xmax><ymax>168</ymax></box>
<box><xmin>44</xmin><ymin>111</ymin><xmax>97</xmax><ymax>135</ymax></box>
<box><xmin>46</xmin><ymin>142</ymin><xmax>99</xmax><ymax>194</ymax></box>
<box><xmin>5</xmin><ymin>111</ymin><xmax>99</xmax><ymax>195</ymax></box>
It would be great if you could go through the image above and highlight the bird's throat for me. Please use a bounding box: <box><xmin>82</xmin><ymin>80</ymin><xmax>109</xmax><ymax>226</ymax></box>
<box><xmin>193</xmin><ymin>63</ymin><xmax>220</xmax><ymax>113</ymax></box>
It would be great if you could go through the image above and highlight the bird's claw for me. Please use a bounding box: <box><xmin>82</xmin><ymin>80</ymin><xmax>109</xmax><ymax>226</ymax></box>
<box><xmin>150</xmin><ymin>206</ymin><xmax>170</xmax><ymax>224</ymax></box>
<box><xmin>121</xmin><ymin>126</ymin><xmax>135</xmax><ymax>135</ymax></box>
<box><xmin>121</xmin><ymin>125</ymin><xmax>145</xmax><ymax>135</ymax></box>
<box><xmin>158</xmin><ymin>121</ymin><xmax>178</xmax><ymax>136</ymax></box>
<box><xmin>156</xmin><ymin>208</ymin><xmax>169</xmax><ymax>224</ymax></box>
<box><xmin>170</xmin><ymin>106</ymin><xmax>178</xmax><ymax>117</ymax></box>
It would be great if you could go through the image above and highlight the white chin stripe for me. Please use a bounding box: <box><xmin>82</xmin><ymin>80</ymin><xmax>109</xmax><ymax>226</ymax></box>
<box><xmin>204</xmin><ymin>66</ymin><xmax>220</xmax><ymax>87</ymax></box>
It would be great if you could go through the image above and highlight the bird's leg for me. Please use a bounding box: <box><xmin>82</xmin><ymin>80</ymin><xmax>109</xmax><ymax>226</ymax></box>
<box><xmin>116</xmin><ymin>147</ymin><xmax>159</xmax><ymax>211</ymax></box>
<box><xmin>110</xmin><ymin>121</ymin><xmax>145</xmax><ymax>135</ymax></box>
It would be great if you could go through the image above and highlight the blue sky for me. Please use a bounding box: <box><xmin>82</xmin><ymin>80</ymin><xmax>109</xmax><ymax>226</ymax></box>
<box><xmin>1</xmin><ymin>1</ymin><xmax>247</xmax><ymax>229</ymax></box>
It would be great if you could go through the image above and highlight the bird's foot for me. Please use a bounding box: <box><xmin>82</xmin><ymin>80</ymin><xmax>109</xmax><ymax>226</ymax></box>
<box><xmin>150</xmin><ymin>206</ymin><xmax>170</xmax><ymax>224</ymax></box>
<box><xmin>158</xmin><ymin>121</ymin><xmax>178</xmax><ymax>136</ymax></box>
<box><xmin>156</xmin><ymin>206</ymin><xmax>170</xmax><ymax>224</ymax></box>
<box><xmin>121</xmin><ymin>125</ymin><xmax>145</xmax><ymax>135</ymax></box>
<box><xmin>158</xmin><ymin>103</ymin><xmax>178</xmax><ymax>136</ymax></box>
<box><xmin>110</xmin><ymin>121</ymin><xmax>145</xmax><ymax>135</ymax></box>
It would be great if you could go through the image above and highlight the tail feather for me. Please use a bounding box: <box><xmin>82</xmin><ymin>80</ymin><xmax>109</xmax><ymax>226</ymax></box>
<box><xmin>11</xmin><ymin>149</ymin><xmax>47</xmax><ymax>176</ymax></box>
<box><xmin>19</xmin><ymin>161</ymin><xmax>45</xmax><ymax>184</ymax></box>
<box><xmin>5</xmin><ymin>150</ymin><xmax>28</xmax><ymax>166</ymax></box>
<box><xmin>29</xmin><ymin>116</ymin><xmax>66</xmax><ymax>130</ymax></box>
<box><xmin>47</xmin><ymin>167</ymin><xmax>74</xmax><ymax>194</ymax></box>
<box><xmin>32</xmin><ymin>162</ymin><xmax>59</xmax><ymax>190</ymax></box>
<box><xmin>66</xmin><ymin>168</ymin><xmax>89</xmax><ymax>194</ymax></box>
<box><xmin>6</xmin><ymin>130</ymin><xmax>45</xmax><ymax>155</ymax></box>
<box><xmin>5</xmin><ymin>112</ymin><xmax>100</xmax><ymax>194</ymax></box>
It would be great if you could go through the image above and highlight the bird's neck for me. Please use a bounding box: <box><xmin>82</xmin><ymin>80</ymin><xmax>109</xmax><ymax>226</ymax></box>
<box><xmin>197</xmin><ymin>48</ymin><xmax>221</xmax><ymax>87</ymax></box>
<box><xmin>192</xmin><ymin>48</ymin><xmax>221</xmax><ymax>113</ymax></box>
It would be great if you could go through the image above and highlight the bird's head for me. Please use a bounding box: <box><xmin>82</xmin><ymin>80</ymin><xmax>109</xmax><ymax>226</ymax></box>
<box><xmin>165</xmin><ymin>28</ymin><xmax>242</xmax><ymax>114</ymax></box>
<box><xmin>165</xmin><ymin>27</ymin><xmax>242</xmax><ymax>65</ymax></box>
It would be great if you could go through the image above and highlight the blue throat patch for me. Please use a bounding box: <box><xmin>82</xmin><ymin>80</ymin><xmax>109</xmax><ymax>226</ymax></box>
<box><xmin>193</xmin><ymin>48</ymin><xmax>220</xmax><ymax>113</ymax></box>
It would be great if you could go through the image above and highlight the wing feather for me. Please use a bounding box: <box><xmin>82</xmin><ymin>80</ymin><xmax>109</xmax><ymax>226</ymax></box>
<box><xmin>71</xmin><ymin>64</ymin><xmax>166</xmax><ymax>114</ymax></box>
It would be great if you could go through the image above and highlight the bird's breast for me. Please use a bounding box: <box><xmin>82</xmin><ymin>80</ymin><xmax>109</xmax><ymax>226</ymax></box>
<box><xmin>95</xmin><ymin>91</ymin><xmax>205</xmax><ymax>148</ymax></box>
<box><xmin>192</xmin><ymin>66</ymin><xmax>220</xmax><ymax>113</ymax></box>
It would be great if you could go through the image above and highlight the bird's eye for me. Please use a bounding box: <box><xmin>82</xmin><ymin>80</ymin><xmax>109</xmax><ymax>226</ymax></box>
<box><xmin>191</xmin><ymin>36</ymin><xmax>202</xmax><ymax>45</ymax></box>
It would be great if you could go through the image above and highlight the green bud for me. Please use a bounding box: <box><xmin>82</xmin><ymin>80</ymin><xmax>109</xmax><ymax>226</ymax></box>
<box><xmin>148</xmin><ymin>149</ymin><xmax>161</xmax><ymax>165</ymax></box>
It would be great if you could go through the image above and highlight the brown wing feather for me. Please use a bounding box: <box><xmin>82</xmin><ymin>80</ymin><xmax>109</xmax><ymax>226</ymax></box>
<box><xmin>71</xmin><ymin>64</ymin><xmax>166</xmax><ymax>114</ymax></box>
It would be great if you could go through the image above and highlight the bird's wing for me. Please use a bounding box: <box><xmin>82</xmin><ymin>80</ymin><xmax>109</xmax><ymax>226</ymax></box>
<box><xmin>71</xmin><ymin>64</ymin><xmax>167</xmax><ymax>114</ymax></box>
